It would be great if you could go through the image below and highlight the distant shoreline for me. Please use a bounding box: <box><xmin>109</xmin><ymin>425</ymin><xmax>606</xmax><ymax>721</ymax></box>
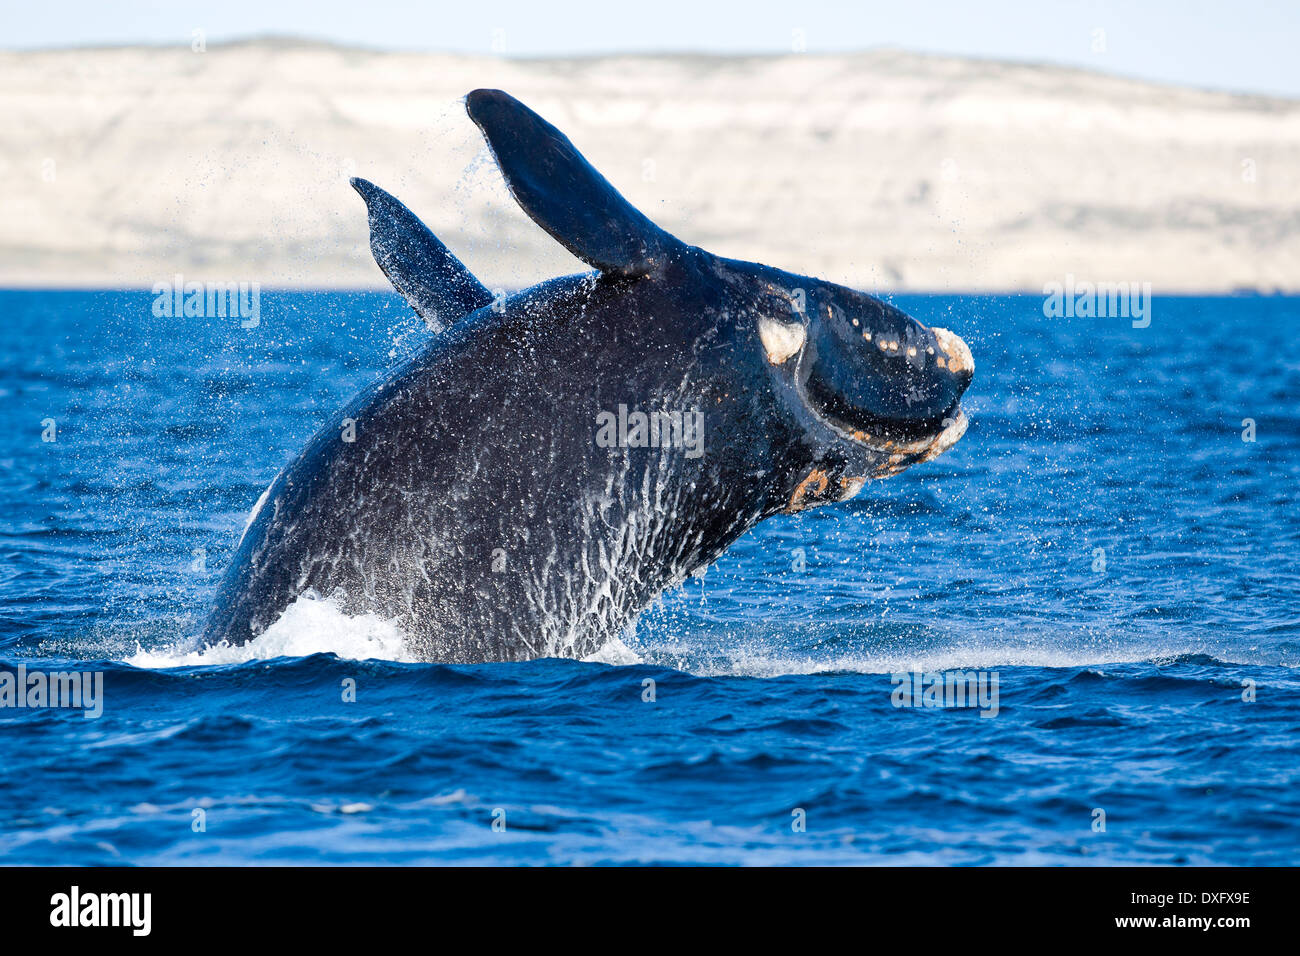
<box><xmin>3</xmin><ymin>36</ymin><xmax>1295</xmax><ymax>102</ymax></box>
<box><xmin>4</xmin><ymin>41</ymin><xmax>1298</xmax><ymax>294</ymax></box>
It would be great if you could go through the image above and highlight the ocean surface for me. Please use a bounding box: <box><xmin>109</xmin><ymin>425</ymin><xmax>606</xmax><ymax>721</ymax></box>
<box><xmin>1</xmin><ymin>289</ymin><xmax>1297</xmax><ymax>865</ymax></box>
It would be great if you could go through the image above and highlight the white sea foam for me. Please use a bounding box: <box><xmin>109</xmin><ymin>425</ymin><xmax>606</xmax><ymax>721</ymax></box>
<box><xmin>644</xmin><ymin>634</ymin><xmax>1242</xmax><ymax>681</ymax></box>
<box><xmin>123</xmin><ymin>581</ymin><xmax>1245</xmax><ymax>675</ymax></box>
<box><xmin>681</xmin><ymin>646</ymin><xmax>1182</xmax><ymax>679</ymax></box>
<box><xmin>128</xmin><ymin>593</ymin><xmax>415</xmax><ymax>667</ymax></box>
<box><xmin>582</xmin><ymin>636</ymin><xmax>643</xmax><ymax>665</ymax></box>
<box><xmin>126</xmin><ymin>592</ymin><xmax>646</xmax><ymax>669</ymax></box>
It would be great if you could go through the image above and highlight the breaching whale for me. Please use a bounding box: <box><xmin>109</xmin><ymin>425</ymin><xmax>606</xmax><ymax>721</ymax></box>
<box><xmin>202</xmin><ymin>89</ymin><xmax>974</xmax><ymax>662</ymax></box>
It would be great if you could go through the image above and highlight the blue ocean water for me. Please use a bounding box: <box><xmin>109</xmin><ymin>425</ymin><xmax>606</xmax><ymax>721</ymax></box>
<box><xmin>1</xmin><ymin>288</ymin><xmax>1297</xmax><ymax>865</ymax></box>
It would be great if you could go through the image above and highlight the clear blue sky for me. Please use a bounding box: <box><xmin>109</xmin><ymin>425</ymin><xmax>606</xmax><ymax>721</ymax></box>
<box><xmin>5</xmin><ymin>0</ymin><xmax>1298</xmax><ymax>97</ymax></box>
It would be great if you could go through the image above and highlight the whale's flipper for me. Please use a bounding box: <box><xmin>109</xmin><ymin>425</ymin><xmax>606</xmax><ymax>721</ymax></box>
<box><xmin>465</xmin><ymin>89</ymin><xmax>682</xmax><ymax>278</ymax></box>
<box><xmin>351</xmin><ymin>177</ymin><xmax>493</xmax><ymax>330</ymax></box>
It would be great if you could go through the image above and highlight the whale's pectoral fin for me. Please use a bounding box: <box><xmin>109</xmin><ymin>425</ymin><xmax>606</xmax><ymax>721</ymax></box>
<box><xmin>351</xmin><ymin>177</ymin><xmax>494</xmax><ymax>330</ymax></box>
<box><xmin>465</xmin><ymin>89</ymin><xmax>682</xmax><ymax>278</ymax></box>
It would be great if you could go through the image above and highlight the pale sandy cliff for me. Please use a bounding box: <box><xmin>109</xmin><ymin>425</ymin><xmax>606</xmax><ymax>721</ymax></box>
<box><xmin>1</xmin><ymin>39</ymin><xmax>1297</xmax><ymax>292</ymax></box>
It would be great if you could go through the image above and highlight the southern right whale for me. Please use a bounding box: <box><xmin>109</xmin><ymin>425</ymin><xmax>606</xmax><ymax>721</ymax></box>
<box><xmin>201</xmin><ymin>88</ymin><xmax>974</xmax><ymax>662</ymax></box>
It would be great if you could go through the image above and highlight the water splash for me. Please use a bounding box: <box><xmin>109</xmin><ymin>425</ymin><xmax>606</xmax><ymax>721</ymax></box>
<box><xmin>129</xmin><ymin>592</ymin><xmax>414</xmax><ymax>667</ymax></box>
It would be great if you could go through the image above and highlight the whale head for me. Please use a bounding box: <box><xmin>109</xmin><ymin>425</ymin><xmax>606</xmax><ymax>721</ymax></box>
<box><xmin>716</xmin><ymin>259</ymin><xmax>973</xmax><ymax>505</ymax></box>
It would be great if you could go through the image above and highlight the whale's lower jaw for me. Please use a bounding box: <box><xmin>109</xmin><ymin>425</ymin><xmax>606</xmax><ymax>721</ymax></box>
<box><xmin>868</xmin><ymin>406</ymin><xmax>970</xmax><ymax>479</ymax></box>
<box><xmin>917</xmin><ymin>407</ymin><xmax>969</xmax><ymax>461</ymax></box>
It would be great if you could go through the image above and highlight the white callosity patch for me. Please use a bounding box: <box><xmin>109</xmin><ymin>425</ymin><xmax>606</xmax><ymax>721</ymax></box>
<box><xmin>838</xmin><ymin>476</ymin><xmax>867</xmax><ymax>501</ymax></box>
<box><xmin>931</xmin><ymin>327</ymin><xmax>974</xmax><ymax>375</ymax></box>
<box><xmin>757</xmin><ymin>317</ymin><xmax>806</xmax><ymax>365</ymax></box>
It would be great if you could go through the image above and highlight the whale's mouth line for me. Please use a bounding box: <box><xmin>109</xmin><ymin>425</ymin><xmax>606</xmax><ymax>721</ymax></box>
<box><xmin>794</xmin><ymin>392</ymin><xmax>968</xmax><ymax>481</ymax></box>
<box><xmin>826</xmin><ymin>404</ymin><xmax>962</xmax><ymax>452</ymax></box>
<box><xmin>790</xmin><ymin>357</ymin><xmax>968</xmax><ymax>464</ymax></box>
<box><xmin>827</xmin><ymin>405</ymin><xmax>968</xmax><ymax>474</ymax></box>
